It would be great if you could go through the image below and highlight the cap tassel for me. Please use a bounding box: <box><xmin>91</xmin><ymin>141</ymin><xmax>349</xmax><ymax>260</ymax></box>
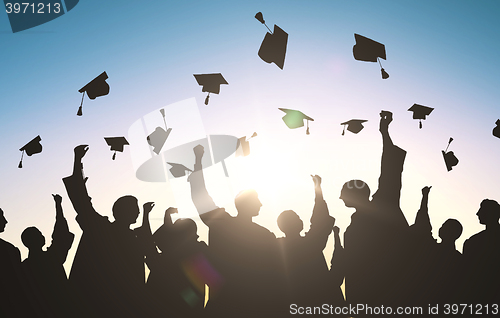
<box><xmin>205</xmin><ymin>93</ymin><xmax>210</xmax><ymax>105</ymax></box>
<box><xmin>306</xmin><ymin>120</ymin><xmax>310</xmax><ymax>135</ymax></box>
<box><xmin>342</xmin><ymin>125</ymin><xmax>346</xmax><ymax>136</ymax></box>
<box><xmin>255</xmin><ymin>12</ymin><xmax>272</xmax><ymax>33</ymax></box>
<box><xmin>444</xmin><ymin>137</ymin><xmax>453</xmax><ymax>152</ymax></box>
<box><xmin>419</xmin><ymin>120</ymin><xmax>422</xmax><ymax>129</ymax></box>
<box><xmin>378</xmin><ymin>57</ymin><xmax>389</xmax><ymax>79</ymax></box>
<box><xmin>18</xmin><ymin>150</ymin><xmax>24</xmax><ymax>168</ymax></box>
<box><xmin>112</xmin><ymin>151</ymin><xmax>116</xmax><ymax>160</ymax></box>
<box><xmin>160</xmin><ymin>109</ymin><xmax>168</xmax><ymax>130</ymax></box>
<box><xmin>77</xmin><ymin>93</ymin><xmax>85</xmax><ymax>116</ymax></box>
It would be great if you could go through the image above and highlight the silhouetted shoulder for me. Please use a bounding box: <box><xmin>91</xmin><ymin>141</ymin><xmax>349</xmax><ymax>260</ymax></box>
<box><xmin>0</xmin><ymin>238</ymin><xmax>21</xmax><ymax>261</ymax></box>
<box><xmin>200</xmin><ymin>207</ymin><xmax>232</xmax><ymax>226</ymax></box>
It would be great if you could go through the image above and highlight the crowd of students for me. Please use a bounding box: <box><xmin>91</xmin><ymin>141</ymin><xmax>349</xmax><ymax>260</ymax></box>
<box><xmin>1</xmin><ymin>111</ymin><xmax>499</xmax><ymax>317</ymax></box>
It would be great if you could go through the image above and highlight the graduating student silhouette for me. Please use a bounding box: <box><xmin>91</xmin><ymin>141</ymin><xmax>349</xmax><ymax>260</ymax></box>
<box><xmin>340</xmin><ymin>111</ymin><xmax>409</xmax><ymax>309</ymax></box>
<box><xmin>0</xmin><ymin>208</ymin><xmax>34</xmax><ymax>318</ymax></box>
<box><xmin>189</xmin><ymin>144</ymin><xmax>284</xmax><ymax>318</ymax></box>
<box><xmin>276</xmin><ymin>175</ymin><xmax>342</xmax><ymax>307</ymax></box>
<box><xmin>63</xmin><ymin>145</ymin><xmax>156</xmax><ymax>318</ymax></box>
<box><xmin>463</xmin><ymin>199</ymin><xmax>500</xmax><ymax>304</ymax></box>
<box><xmin>21</xmin><ymin>194</ymin><xmax>75</xmax><ymax>318</ymax></box>
<box><xmin>145</xmin><ymin>207</ymin><xmax>211</xmax><ymax>318</ymax></box>
<box><xmin>407</xmin><ymin>186</ymin><xmax>465</xmax><ymax>307</ymax></box>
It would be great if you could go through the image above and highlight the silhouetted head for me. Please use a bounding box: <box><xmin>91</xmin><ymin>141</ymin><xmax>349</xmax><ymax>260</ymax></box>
<box><xmin>438</xmin><ymin>219</ymin><xmax>463</xmax><ymax>243</ymax></box>
<box><xmin>112</xmin><ymin>195</ymin><xmax>140</xmax><ymax>226</ymax></box>
<box><xmin>0</xmin><ymin>209</ymin><xmax>7</xmax><ymax>233</ymax></box>
<box><xmin>340</xmin><ymin>180</ymin><xmax>370</xmax><ymax>209</ymax></box>
<box><xmin>476</xmin><ymin>199</ymin><xmax>500</xmax><ymax>226</ymax></box>
<box><xmin>174</xmin><ymin>218</ymin><xmax>199</xmax><ymax>242</ymax></box>
<box><xmin>21</xmin><ymin>227</ymin><xmax>45</xmax><ymax>250</ymax></box>
<box><xmin>277</xmin><ymin>210</ymin><xmax>303</xmax><ymax>237</ymax></box>
<box><xmin>234</xmin><ymin>189</ymin><xmax>262</xmax><ymax>218</ymax></box>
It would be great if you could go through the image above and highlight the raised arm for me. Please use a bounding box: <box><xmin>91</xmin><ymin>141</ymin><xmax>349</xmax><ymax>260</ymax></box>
<box><xmin>189</xmin><ymin>145</ymin><xmax>220</xmax><ymax>224</ymax></box>
<box><xmin>330</xmin><ymin>226</ymin><xmax>345</xmax><ymax>288</ymax></box>
<box><xmin>372</xmin><ymin>111</ymin><xmax>409</xmax><ymax>227</ymax></box>
<box><xmin>62</xmin><ymin>145</ymin><xmax>99</xmax><ymax>218</ymax></box>
<box><xmin>135</xmin><ymin>202</ymin><xmax>159</xmax><ymax>259</ymax></box>
<box><xmin>307</xmin><ymin>175</ymin><xmax>335</xmax><ymax>250</ymax></box>
<box><xmin>47</xmin><ymin>194</ymin><xmax>75</xmax><ymax>264</ymax></box>
<box><xmin>379</xmin><ymin>110</ymin><xmax>394</xmax><ymax>148</ymax></box>
<box><xmin>412</xmin><ymin>186</ymin><xmax>433</xmax><ymax>238</ymax></box>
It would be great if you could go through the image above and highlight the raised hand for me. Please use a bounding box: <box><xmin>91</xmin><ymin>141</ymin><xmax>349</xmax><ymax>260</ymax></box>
<box><xmin>143</xmin><ymin>202</ymin><xmax>155</xmax><ymax>214</ymax></box>
<box><xmin>421</xmin><ymin>186</ymin><xmax>432</xmax><ymax>196</ymax></box>
<box><xmin>52</xmin><ymin>194</ymin><xmax>62</xmax><ymax>204</ymax></box>
<box><xmin>74</xmin><ymin>145</ymin><xmax>89</xmax><ymax>159</ymax></box>
<box><xmin>311</xmin><ymin>175</ymin><xmax>322</xmax><ymax>188</ymax></box>
<box><xmin>379</xmin><ymin>110</ymin><xmax>393</xmax><ymax>133</ymax></box>
<box><xmin>193</xmin><ymin>144</ymin><xmax>204</xmax><ymax>159</ymax></box>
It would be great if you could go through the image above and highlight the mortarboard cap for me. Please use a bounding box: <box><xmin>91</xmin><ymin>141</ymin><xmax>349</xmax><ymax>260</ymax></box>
<box><xmin>256</xmin><ymin>12</ymin><xmax>288</xmax><ymax>70</ymax></box>
<box><xmin>19</xmin><ymin>135</ymin><xmax>42</xmax><ymax>168</ymax></box>
<box><xmin>147</xmin><ymin>127</ymin><xmax>172</xmax><ymax>155</ymax></box>
<box><xmin>236</xmin><ymin>132</ymin><xmax>257</xmax><ymax>157</ymax></box>
<box><xmin>167</xmin><ymin>162</ymin><xmax>193</xmax><ymax>178</ymax></box>
<box><xmin>193</xmin><ymin>73</ymin><xmax>228</xmax><ymax>105</ymax></box>
<box><xmin>442</xmin><ymin>138</ymin><xmax>459</xmax><ymax>171</ymax></box>
<box><xmin>353</xmin><ymin>34</ymin><xmax>389</xmax><ymax>79</ymax></box>
<box><xmin>278</xmin><ymin>108</ymin><xmax>314</xmax><ymax>134</ymax></box>
<box><xmin>147</xmin><ymin>108</ymin><xmax>172</xmax><ymax>155</ymax></box>
<box><xmin>77</xmin><ymin>71</ymin><xmax>110</xmax><ymax>116</ymax></box>
<box><xmin>341</xmin><ymin>119</ymin><xmax>367</xmax><ymax>135</ymax></box>
<box><xmin>408</xmin><ymin>104</ymin><xmax>434</xmax><ymax>129</ymax></box>
<box><xmin>104</xmin><ymin>137</ymin><xmax>129</xmax><ymax>160</ymax></box>
<box><xmin>493</xmin><ymin>119</ymin><xmax>500</xmax><ymax>139</ymax></box>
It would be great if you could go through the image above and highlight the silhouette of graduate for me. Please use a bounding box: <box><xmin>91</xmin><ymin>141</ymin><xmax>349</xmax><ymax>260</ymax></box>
<box><xmin>63</xmin><ymin>145</ymin><xmax>156</xmax><ymax>318</ymax></box>
<box><xmin>340</xmin><ymin>110</ymin><xmax>409</xmax><ymax>310</ymax></box>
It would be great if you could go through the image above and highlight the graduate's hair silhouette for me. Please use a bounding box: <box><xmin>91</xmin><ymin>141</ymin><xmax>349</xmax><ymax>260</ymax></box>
<box><xmin>21</xmin><ymin>194</ymin><xmax>75</xmax><ymax>318</ymax></box>
<box><xmin>189</xmin><ymin>144</ymin><xmax>285</xmax><ymax>318</ymax></box>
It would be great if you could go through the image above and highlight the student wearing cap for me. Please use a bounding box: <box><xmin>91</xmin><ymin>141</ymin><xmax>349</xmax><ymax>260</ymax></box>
<box><xmin>0</xmin><ymin>208</ymin><xmax>35</xmax><ymax>318</ymax></box>
<box><xmin>276</xmin><ymin>175</ymin><xmax>343</xmax><ymax>308</ymax></box>
<box><xmin>339</xmin><ymin>111</ymin><xmax>409</xmax><ymax>310</ymax></box>
<box><xmin>189</xmin><ymin>144</ymin><xmax>284</xmax><ymax>318</ymax></box>
<box><xmin>462</xmin><ymin>199</ymin><xmax>500</xmax><ymax>304</ymax></box>
<box><xmin>21</xmin><ymin>194</ymin><xmax>75</xmax><ymax>318</ymax></box>
<box><xmin>62</xmin><ymin>145</ymin><xmax>156</xmax><ymax>318</ymax></box>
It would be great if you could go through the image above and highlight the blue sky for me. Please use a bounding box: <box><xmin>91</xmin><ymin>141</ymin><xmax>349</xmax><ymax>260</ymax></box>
<box><xmin>1</xmin><ymin>0</ymin><xmax>500</xmax><ymax>274</ymax></box>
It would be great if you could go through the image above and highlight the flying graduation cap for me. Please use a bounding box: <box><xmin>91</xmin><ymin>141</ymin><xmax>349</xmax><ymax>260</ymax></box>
<box><xmin>18</xmin><ymin>135</ymin><xmax>42</xmax><ymax>168</ymax></box>
<box><xmin>236</xmin><ymin>132</ymin><xmax>258</xmax><ymax>157</ymax></box>
<box><xmin>104</xmin><ymin>137</ymin><xmax>129</xmax><ymax>160</ymax></box>
<box><xmin>493</xmin><ymin>119</ymin><xmax>500</xmax><ymax>139</ymax></box>
<box><xmin>442</xmin><ymin>137</ymin><xmax>459</xmax><ymax>172</ymax></box>
<box><xmin>255</xmin><ymin>12</ymin><xmax>288</xmax><ymax>70</ymax></box>
<box><xmin>353</xmin><ymin>34</ymin><xmax>389</xmax><ymax>79</ymax></box>
<box><xmin>341</xmin><ymin>119</ymin><xmax>368</xmax><ymax>135</ymax></box>
<box><xmin>147</xmin><ymin>109</ymin><xmax>172</xmax><ymax>155</ymax></box>
<box><xmin>167</xmin><ymin>162</ymin><xmax>193</xmax><ymax>178</ymax></box>
<box><xmin>278</xmin><ymin>108</ymin><xmax>314</xmax><ymax>134</ymax></box>
<box><xmin>408</xmin><ymin>104</ymin><xmax>434</xmax><ymax>129</ymax></box>
<box><xmin>77</xmin><ymin>72</ymin><xmax>110</xmax><ymax>116</ymax></box>
<box><xmin>193</xmin><ymin>73</ymin><xmax>228</xmax><ymax>105</ymax></box>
